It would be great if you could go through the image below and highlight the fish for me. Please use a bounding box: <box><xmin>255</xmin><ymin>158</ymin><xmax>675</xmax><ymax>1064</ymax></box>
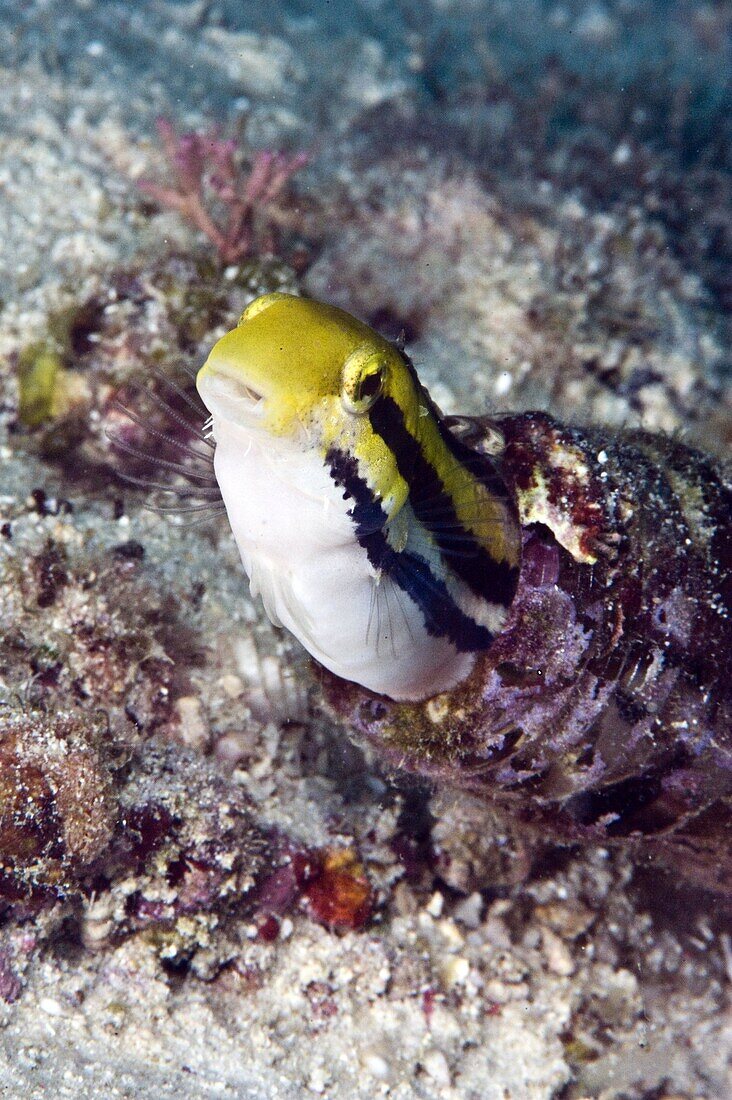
<box><xmin>197</xmin><ymin>292</ymin><xmax>522</xmax><ymax>701</ymax></box>
<box><xmin>197</xmin><ymin>292</ymin><xmax>732</xmax><ymax>893</ymax></box>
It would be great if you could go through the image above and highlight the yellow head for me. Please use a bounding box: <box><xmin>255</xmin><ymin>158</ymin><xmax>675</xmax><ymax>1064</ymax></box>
<box><xmin>197</xmin><ymin>293</ymin><xmax>422</xmax><ymax>519</ymax></box>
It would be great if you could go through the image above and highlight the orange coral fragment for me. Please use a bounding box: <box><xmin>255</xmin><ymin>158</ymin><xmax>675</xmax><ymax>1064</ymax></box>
<box><xmin>302</xmin><ymin>848</ymin><xmax>373</xmax><ymax>931</ymax></box>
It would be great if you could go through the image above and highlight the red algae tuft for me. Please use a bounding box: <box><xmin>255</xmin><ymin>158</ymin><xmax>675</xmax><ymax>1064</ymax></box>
<box><xmin>140</xmin><ymin>119</ymin><xmax>308</xmax><ymax>265</ymax></box>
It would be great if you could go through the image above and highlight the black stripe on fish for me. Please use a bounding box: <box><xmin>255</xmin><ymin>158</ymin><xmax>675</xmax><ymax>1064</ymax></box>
<box><xmin>396</xmin><ymin>347</ymin><xmax>515</xmax><ymax>504</ymax></box>
<box><xmin>367</xmin><ymin>395</ymin><xmax>519</xmax><ymax>607</ymax></box>
<box><xmin>326</xmin><ymin>447</ymin><xmax>495</xmax><ymax>652</ymax></box>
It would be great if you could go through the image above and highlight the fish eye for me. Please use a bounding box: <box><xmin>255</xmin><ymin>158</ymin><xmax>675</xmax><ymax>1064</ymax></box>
<box><xmin>341</xmin><ymin>347</ymin><xmax>387</xmax><ymax>415</ymax></box>
<box><xmin>357</xmin><ymin>370</ymin><xmax>383</xmax><ymax>402</ymax></box>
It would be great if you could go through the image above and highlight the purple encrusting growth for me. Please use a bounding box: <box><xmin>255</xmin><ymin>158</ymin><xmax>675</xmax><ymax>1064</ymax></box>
<box><xmin>140</xmin><ymin>119</ymin><xmax>308</xmax><ymax>264</ymax></box>
<box><xmin>328</xmin><ymin>411</ymin><xmax>732</xmax><ymax>895</ymax></box>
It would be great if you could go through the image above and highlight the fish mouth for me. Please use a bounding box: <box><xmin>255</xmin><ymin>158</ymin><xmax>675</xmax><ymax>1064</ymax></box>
<box><xmin>235</xmin><ymin>380</ymin><xmax>265</xmax><ymax>411</ymax></box>
<box><xmin>197</xmin><ymin>369</ymin><xmax>268</xmax><ymax>429</ymax></box>
<box><xmin>241</xmin><ymin>383</ymin><xmax>263</xmax><ymax>404</ymax></box>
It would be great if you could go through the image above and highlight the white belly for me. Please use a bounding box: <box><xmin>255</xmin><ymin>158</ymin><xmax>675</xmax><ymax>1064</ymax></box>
<box><xmin>212</xmin><ymin>416</ymin><xmax>474</xmax><ymax>701</ymax></box>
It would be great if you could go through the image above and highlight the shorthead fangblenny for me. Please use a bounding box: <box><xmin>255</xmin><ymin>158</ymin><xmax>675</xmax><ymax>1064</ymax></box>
<box><xmin>196</xmin><ymin>293</ymin><xmax>731</xmax><ymax>894</ymax></box>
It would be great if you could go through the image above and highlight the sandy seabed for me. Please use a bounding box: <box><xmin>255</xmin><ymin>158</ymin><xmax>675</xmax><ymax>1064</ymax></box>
<box><xmin>0</xmin><ymin>3</ymin><xmax>730</xmax><ymax>1098</ymax></box>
